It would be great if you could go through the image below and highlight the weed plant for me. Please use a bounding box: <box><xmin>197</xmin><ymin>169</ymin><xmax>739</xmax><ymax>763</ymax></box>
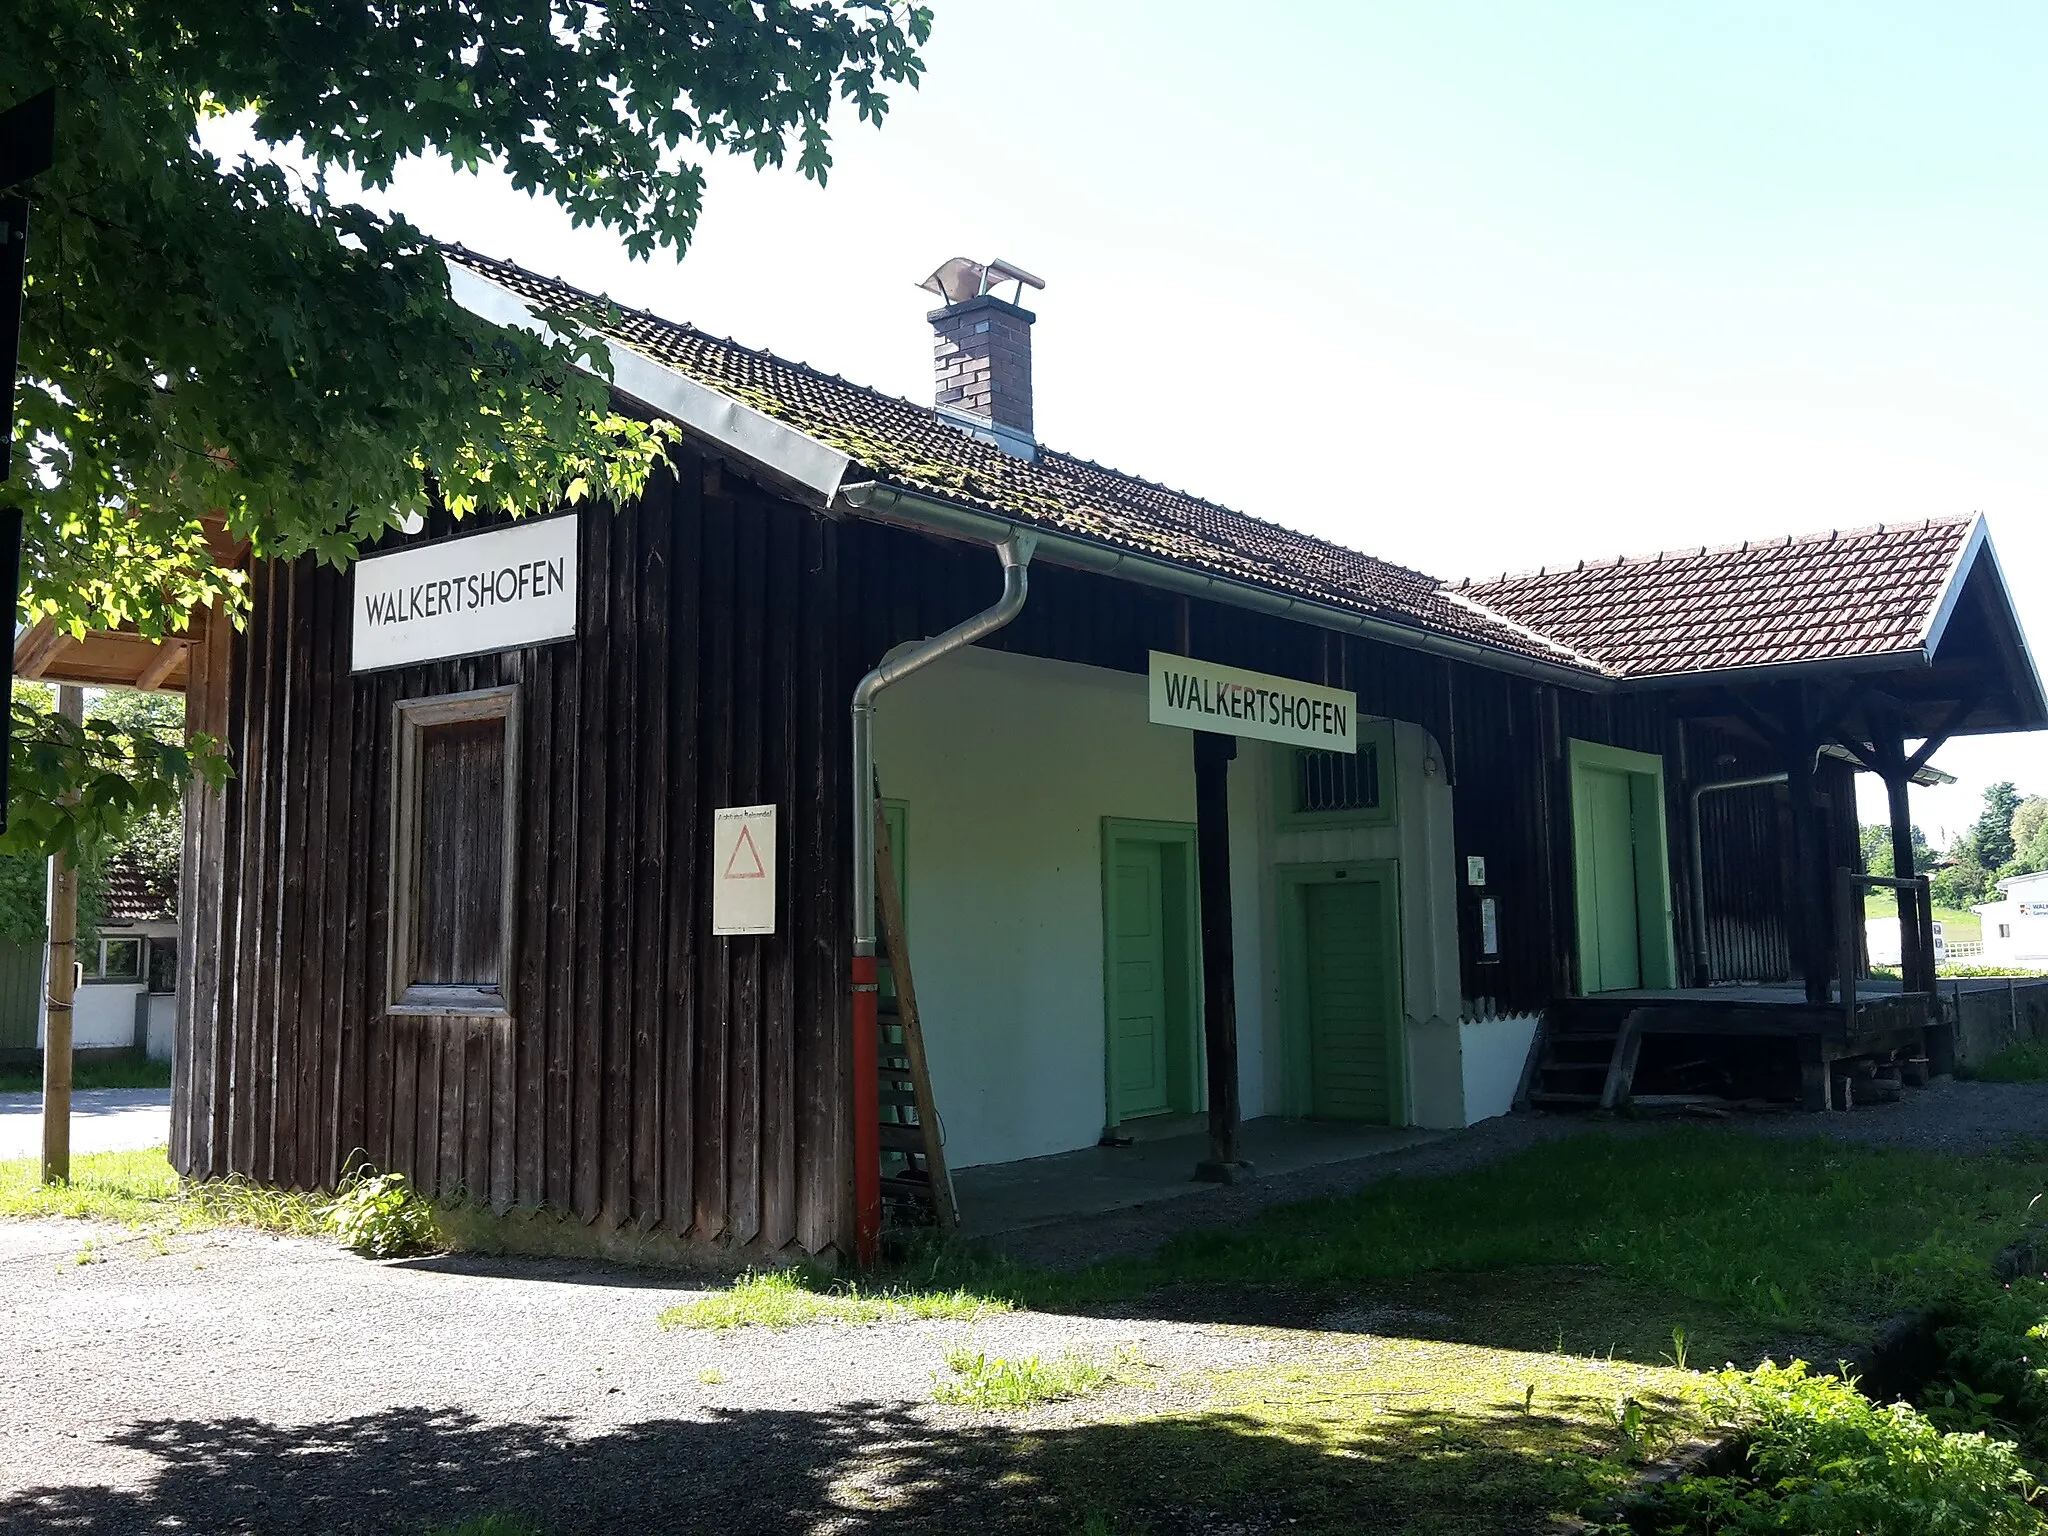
<box><xmin>932</xmin><ymin>1345</ymin><xmax>1129</xmax><ymax>1409</ymax></box>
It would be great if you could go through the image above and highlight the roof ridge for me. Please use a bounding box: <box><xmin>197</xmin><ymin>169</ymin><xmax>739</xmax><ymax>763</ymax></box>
<box><xmin>1459</xmin><ymin>514</ymin><xmax>1976</xmax><ymax>591</ymax></box>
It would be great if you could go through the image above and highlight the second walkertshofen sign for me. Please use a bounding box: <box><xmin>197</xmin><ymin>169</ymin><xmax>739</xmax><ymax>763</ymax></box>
<box><xmin>1146</xmin><ymin>650</ymin><xmax>1359</xmax><ymax>753</ymax></box>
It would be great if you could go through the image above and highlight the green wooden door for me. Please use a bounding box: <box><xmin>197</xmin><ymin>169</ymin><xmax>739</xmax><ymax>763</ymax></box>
<box><xmin>1109</xmin><ymin>840</ymin><xmax>1173</xmax><ymax>1121</ymax></box>
<box><xmin>1303</xmin><ymin>879</ymin><xmax>1397</xmax><ymax>1122</ymax></box>
<box><xmin>1580</xmin><ymin>766</ymin><xmax>1642</xmax><ymax>991</ymax></box>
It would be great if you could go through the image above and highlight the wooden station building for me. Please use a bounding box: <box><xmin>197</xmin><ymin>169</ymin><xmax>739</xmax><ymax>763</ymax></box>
<box><xmin>22</xmin><ymin>249</ymin><xmax>2044</xmax><ymax>1265</ymax></box>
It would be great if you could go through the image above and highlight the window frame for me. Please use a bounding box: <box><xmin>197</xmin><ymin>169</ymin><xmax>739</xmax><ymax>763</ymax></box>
<box><xmin>1273</xmin><ymin>716</ymin><xmax>1399</xmax><ymax>833</ymax></box>
<box><xmin>386</xmin><ymin>684</ymin><xmax>520</xmax><ymax>1016</ymax></box>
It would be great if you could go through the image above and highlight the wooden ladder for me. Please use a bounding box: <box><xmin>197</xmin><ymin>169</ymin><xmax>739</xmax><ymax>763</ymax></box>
<box><xmin>872</xmin><ymin>800</ymin><xmax>957</xmax><ymax>1231</ymax></box>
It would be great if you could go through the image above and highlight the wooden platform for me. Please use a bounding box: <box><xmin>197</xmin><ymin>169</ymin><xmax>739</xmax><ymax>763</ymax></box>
<box><xmin>1528</xmin><ymin>981</ymin><xmax>1946</xmax><ymax>1113</ymax></box>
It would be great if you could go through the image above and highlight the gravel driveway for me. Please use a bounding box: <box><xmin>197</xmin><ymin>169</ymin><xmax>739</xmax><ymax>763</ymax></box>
<box><xmin>3</xmin><ymin>1079</ymin><xmax>2043</xmax><ymax>1533</ymax></box>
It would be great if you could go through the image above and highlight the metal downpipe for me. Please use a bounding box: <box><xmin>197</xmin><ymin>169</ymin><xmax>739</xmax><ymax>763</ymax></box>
<box><xmin>848</xmin><ymin>532</ymin><xmax>1034</xmax><ymax>1264</ymax></box>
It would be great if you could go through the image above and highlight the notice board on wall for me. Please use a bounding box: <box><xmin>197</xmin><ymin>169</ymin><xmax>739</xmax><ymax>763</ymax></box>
<box><xmin>712</xmin><ymin>805</ymin><xmax>777</xmax><ymax>936</ymax></box>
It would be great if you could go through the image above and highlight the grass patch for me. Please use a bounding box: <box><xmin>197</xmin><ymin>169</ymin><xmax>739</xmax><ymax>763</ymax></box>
<box><xmin>659</xmin><ymin>1266</ymin><xmax>1011</xmax><ymax>1331</ymax></box>
<box><xmin>875</xmin><ymin>1128</ymin><xmax>2048</xmax><ymax>1346</ymax></box>
<box><xmin>933</xmin><ymin>1344</ymin><xmax>1130</xmax><ymax>1409</ymax></box>
<box><xmin>1867</xmin><ymin>891</ymin><xmax>1983</xmax><ymax>946</ymax></box>
<box><xmin>0</xmin><ymin>1145</ymin><xmax>326</xmax><ymax>1235</ymax></box>
<box><xmin>1966</xmin><ymin>1040</ymin><xmax>2048</xmax><ymax>1083</ymax></box>
<box><xmin>0</xmin><ymin>1056</ymin><xmax>172</xmax><ymax>1093</ymax></box>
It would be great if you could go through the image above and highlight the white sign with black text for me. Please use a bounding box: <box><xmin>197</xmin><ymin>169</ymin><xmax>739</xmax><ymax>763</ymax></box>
<box><xmin>712</xmin><ymin>805</ymin><xmax>778</xmax><ymax>937</ymax></box>
<box><xmin>1147</xmin><ymin>651</ymin><xmax>1359</xmax><ymax>753</ymax></box>
<box><xmin>351</xmin><ymin>514</ymin><xmax>579</xmax><ymax>673</ymax></box>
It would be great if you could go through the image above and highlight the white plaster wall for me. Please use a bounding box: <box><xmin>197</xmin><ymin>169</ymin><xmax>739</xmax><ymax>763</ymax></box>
<box><xmin>55</xmin><ymin>982</ymin><xmax>142</xmax><ymax>1050</ymax></box>
<box><xmin>1259</xmin><ymin>720</ymin><xmax>1470</xmax><ymax>1127</ymax></box>
<box><xmin>873</xmin><ymin>646</ymin><xmax>1268</xmax><ymax>1170</ymax></box>
<box><xmin>1460</xmin><ymin>1013</ymin><xmax>1540</xmax><ymax>1123</ymax></box>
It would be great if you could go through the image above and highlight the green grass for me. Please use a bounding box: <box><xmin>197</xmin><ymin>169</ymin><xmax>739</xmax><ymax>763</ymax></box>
<box><xmin>0</xmin><ymin>1145</ymin><xmax>326</xmax><ymax>1234</ymax></box>
<box><xmin>658</xmin><ymin>1265</ymin><xmax>1011</xmax><ymax>1330</ymax></box>
<box><xmin>1866</xmin><ymin>890</ymin><xmax>1982</xmax><ymax>945</ymax></box>
<box><xmin>0</xmin><ymin>1056</ymin><xmax>173</xmax><ymax>1093</ymax></box>
<box><xmin>864</xmin><ymin>1128</ymin><xmax>2048</xmax><ymax>1345</ymax></box>
<box><xmin>1965</xmin><ymin>1040</ymin><xmax>2048</xmax><ymax>1083</ymax></box>
<box><xmin>932</xmin><ymin>1344</ymin><xmax>1131</xmax><ymax>1409</ymax></box>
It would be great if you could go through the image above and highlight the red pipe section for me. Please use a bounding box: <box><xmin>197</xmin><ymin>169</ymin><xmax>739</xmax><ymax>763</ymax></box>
<box><xmin>851</xmin><ymin>953</ymin><xmax>882</xmax><ymax>1265</ymax></box>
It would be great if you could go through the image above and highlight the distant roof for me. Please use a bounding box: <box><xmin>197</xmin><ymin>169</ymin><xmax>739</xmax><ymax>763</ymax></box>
<box><xmin>1456</xmin><ymin>519</ymin><xmax>1979</xmax><ymax>681</ymax></box>
<box><xmin>101</xmin><ymin>854</ymin><xmax>176</xmax><ymax>925</ymax></box>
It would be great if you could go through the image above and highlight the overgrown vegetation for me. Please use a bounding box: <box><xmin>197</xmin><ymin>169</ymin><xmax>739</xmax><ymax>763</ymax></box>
<box><xmin>1629</xmin><ymin>1361</ymin><xmax>2042</xmax><ymax>1535</ymax></box>
<box><xmin>659</xmin><ymin>1266</ymin><xmax>1008</xmax><ymax>1331</ymax></box>
<box><xmin>0</xmin><ymin>1146</ymin><xmax>324</xmax><ymax>1233</ymax></box>
<box><xmin>1966</xmin><ymin>1042</ymin><xmax>2048</xmax><ymax>1083</ymax></box>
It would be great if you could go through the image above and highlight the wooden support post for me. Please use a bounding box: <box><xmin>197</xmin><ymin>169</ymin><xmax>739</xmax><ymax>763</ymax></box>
<box><xmin>1785</xmin><ymin>700</ymin><xmax>1832</xmax><ymax>1007</ymax></box>
<box><xmin>1835</xmin><ymin>866</ymin><xmax>1857</xmax><ymax>1032</ymax></box>
<box><xmin>1192</xmin><ymin>730</ymin><xmax>1247</xmax><ymax>1182</ymax></box>
<box><xmin>41</xmin><ymin>683</ymin><xmax>82</xmax><ymax>1184</ymax></box>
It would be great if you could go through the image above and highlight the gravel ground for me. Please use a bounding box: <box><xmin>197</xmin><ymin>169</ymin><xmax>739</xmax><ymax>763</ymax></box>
<box><xmin>0</xmin><ymin>1218</ymin><xmax>1285</xmax><ymax>1534</ymax></box>
<box><xmin>3</xmin><ymin>1079</ymin><xmax>2041</xmax><ymax>1533</ymax></box>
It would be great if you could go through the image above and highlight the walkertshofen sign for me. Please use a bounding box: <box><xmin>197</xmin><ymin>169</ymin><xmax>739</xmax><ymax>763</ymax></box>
<box><xmin>1146</xmin><ymin>650</ymin><xmax>1359</xmax><ymax>753</ymax></box>
<box><xmin>352</xmin><ymin>515</ymin><xmax>580</xmax><ymax>673</ymax></box>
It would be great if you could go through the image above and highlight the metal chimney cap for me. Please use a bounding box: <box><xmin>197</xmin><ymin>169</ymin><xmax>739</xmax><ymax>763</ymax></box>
<box><xmin>918</xmin><ymin>257</ymin><xmax>1045</xmax><ymax>307</ymax></box>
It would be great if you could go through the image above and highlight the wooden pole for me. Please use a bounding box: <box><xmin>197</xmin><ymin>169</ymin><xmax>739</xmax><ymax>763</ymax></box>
<box><xmin>1192</xmin><ymin>730</ymin><xmax>1246</xmax><ymax>1181</ymax></box>
<box><xmin>41</xmin><ymin>683</ymin><xmax>82</xmax><ymax>1184</ymax></box>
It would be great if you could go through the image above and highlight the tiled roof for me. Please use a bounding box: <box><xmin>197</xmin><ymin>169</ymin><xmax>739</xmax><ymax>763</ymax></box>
<box><xmin>1455</xmin><ymin>519</ymin><xmax>1976</xmax><ymax>680</ymax></box>
<box><xmin>446</xmin><ymin>248</ymin><xmax>1983</xmax><ymax>688</ymax></box>
<box><xmin>102</xmin><ymin>854</ymin><xmax>177</xmax><ymax>924</ymax></box>
<box><xmin>445</xmin><ymin>249</ymin><xmax>1595</xmax><ymax>672</ymax></box>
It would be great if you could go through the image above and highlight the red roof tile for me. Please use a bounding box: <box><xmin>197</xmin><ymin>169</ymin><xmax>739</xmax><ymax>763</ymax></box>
<box><xmin>1456</xmin><ymin>519</ymin><xmax>1977</xmax><ymax>679</ymax></box>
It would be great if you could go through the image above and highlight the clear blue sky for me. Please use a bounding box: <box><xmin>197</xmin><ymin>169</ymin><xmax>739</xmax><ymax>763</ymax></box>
<box><xmin>222</xmin><ymin>1</ymin><xmax>2048</xmax><ymax>842</ymax></box>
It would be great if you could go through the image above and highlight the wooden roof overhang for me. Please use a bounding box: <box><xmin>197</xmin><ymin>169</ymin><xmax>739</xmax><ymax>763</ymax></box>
<box><xmin>10</xmin><ymin>519</ymin><xmax>245</xmax><ymax>695</ymax></box>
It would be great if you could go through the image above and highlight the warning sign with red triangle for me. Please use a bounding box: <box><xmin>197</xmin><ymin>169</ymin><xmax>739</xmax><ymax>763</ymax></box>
<box><xmin>724</xmin><ymin>823</ymin><xmax>767</xmax><ymax>880</ymax></box>
<box><xmin>712</xmin><ymin>804</ymin><xmax>777</xmax><ymax>936</ymax></box>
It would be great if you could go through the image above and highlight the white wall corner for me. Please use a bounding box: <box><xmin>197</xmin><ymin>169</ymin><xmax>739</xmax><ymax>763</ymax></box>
<box><xmin>1405</xmin><ymin>1011</ymin><xmax>1466</xmax><ymax>1128</ymax></box>
<box><xmin>1459</xmin><ymin>1011</ymin><xmax>1541</xmax><ymax>1124</ymax></box>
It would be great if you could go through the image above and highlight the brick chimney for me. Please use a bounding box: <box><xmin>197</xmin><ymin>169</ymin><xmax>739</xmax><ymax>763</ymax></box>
<box><xmin>920</xmin><ymin>257</ymin><xmax>1045</xmax><ymax>459</ymax></box>
<box><xmin>931</xmin><ymin>294</ymin><xmax>1036</xmax><ymax>439</ymax></box>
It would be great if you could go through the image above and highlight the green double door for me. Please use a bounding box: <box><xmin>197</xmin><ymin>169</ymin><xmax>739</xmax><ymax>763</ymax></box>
<box><xmin>1105</xmin><ymin>826</ymin><xmax>1200</xmax><ymax>1125</ymax></box>
<box><xmin>1300</xmin><ymin>876</ymin><xmax>1400</xmax><ymax>1122</ymax></box>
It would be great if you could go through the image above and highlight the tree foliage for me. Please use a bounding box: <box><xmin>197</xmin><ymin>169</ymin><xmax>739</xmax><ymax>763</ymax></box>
<box><xmin>2</xmin><ymin>0</ymin><xmax>929</xmax><ymax>823</ymax></box>
<box><xmin>1859</xmin><ymin>822</ymin><xmax>1933</xmax><ymax>879</ymax></box>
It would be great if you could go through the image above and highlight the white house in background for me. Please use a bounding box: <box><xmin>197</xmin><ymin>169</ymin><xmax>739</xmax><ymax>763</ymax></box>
<box><xmin>44</xmin><ymin>854</ymin><xmax>179</xmax><ymax>1061</ymax></box>
<box><xmin>1975</xmin><ymin>871</ymin><xmax>2048</xmax><ymax>972</ymax></box>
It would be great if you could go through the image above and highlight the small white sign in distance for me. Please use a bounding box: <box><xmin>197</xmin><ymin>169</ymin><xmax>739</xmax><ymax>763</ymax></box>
<box><xmin>351</xmin><ymin>514</ymin><xmax>579</xmax><ymax>673</ymax></box>
<box><xmin>1147</xmin><ymin>651</ymin><xmax>1359</xmax><ymax>754</ymax></box>
<box><xmin>712</xmin><ymin>805</ymin><xmax>778</xmax><ymax>937</ymax></box>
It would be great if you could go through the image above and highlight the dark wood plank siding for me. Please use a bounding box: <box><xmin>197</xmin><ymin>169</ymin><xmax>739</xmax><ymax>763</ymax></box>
<box><xmin>175</xmin><ymin>453</ymin><xmax>853</xmax><ymax>1257</ymax></box>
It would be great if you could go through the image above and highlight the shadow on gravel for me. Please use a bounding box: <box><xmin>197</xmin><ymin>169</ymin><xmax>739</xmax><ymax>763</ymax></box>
<box><xmin>0</xmin><ymin>1396</ymin><xmax>1623</xmax><ymax>1535</ymax></box>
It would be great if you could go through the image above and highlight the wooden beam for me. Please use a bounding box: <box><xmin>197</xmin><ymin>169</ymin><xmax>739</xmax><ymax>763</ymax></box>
<box><xmin>133</xmin><ymin>639</ymin><xmax>187</xmax><ymax>694</ymax></box>
<box><xmin>1192</xmin><ymin>730</ymin><xmax>1245</xmax><ymax>1181</ymax></box>
<box><xmin>1905</xmin><ymin>691</ymin><xmax>1983</xmax><ymax>776</ymax></box>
